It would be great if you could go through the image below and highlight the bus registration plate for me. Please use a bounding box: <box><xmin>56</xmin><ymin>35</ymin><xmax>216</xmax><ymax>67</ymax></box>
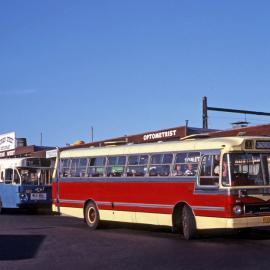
<box><xmin>30</xmin><ymin>193</ymin><xmax>47</xmax><ymax>200</ymax></box>
<box><xmin>263</xmin><ymin>217</ymin><xmax>270</xmax><ymax>223</ymax></box>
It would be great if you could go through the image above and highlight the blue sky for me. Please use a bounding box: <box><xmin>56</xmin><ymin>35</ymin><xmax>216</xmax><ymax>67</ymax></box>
<box><xmin>1</xmin><ymin>1</ymin><xmax>270</xmax><ymax>146</ymax></box>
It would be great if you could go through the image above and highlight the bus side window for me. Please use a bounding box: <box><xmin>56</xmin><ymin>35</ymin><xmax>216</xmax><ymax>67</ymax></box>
<box><xmin>127</xmin><ymin>155</ymin><xmax>148</xmax><ymax>177</ymax></box>
<box><xmin>5</xmin><ymin>169</ymin><xmax>13</xmax><ymax>184</ymax></box>
<box><xmin>70</xmin><ymin>159</ymin><xmax>80</xmax><ymax>177</ymax></box>
<box><xmin>173</xmin><ymin>152</ymin><xmax>200</xmax><ymax>177</ymax></box>
<box><xmin>0</xmin><ymin>171</ymin><xmax>4</xmax><ymax>182</ymax></box>
<box><xmin>13</xmin><ymin>170</ymin><xmax>20</xmax><ymax>184</ymax></box>
<box><xmin>106</xmin><ymin>156</ymin><xmax>126</xmax><ymax>177</ymax></box>
<box><xmin>75</xmin><ymin>158</ymin><xmax>88</xmax><ymax>177</ymax></box>
<box><xmin>199</xmin><ymin>155</ymin><xmax>219</xmax><ymax>186</ymax></box>
<box><xmin>88</xmin><ymin>157</ymin><xmax>106</xmax><ymax>177</ymax></box>
<box><xmin>61</xmin><ymin>159</ymin><xmax>71</xmax><ymax>177</ymax></box>
<box><xmin>149</xmin><ymin>153</ymin><xmax>172</xmax><ymax>177</ymax></box>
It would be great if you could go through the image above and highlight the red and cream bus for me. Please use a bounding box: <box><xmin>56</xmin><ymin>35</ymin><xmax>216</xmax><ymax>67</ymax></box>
<box><xmin>52</xmin><ymin>136</ymin><xmax>270</xmax><ymax>239</ymax></box>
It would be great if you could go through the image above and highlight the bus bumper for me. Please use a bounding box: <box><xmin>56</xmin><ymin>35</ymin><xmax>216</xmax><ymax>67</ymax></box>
<box><xmin>195</xmin><ymin>215</ymin><xmax>270</xmax><ymax>229</ymax></box>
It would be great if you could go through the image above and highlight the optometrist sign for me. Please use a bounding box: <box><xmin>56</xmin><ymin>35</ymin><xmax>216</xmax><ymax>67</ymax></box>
<box><xmin>143</xmin><ymin>129</ymin><xmax>177</xmax><ymax>141</ymax></box>
<box><xmin>0</xmin><ymin>132</ymin><xmax>16</xmax><ymax>152</ymax></box>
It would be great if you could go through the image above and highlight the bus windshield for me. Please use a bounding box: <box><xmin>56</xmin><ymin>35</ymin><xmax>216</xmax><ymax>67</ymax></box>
<box><xmin>18</xmin><ymin>168</ymin><xmax>51</xmax><ymax>185</ymax></box>
<box><xmin>222</xmin><ymin>153</ymin><xmax>270</xmax><ymax>186</ymax></box>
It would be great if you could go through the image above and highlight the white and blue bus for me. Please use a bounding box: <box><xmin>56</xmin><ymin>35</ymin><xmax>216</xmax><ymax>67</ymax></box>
<box><xmin>0</xmin><ymin>157</ymin><xmax>52</xmax><ymax>212</ymax></box>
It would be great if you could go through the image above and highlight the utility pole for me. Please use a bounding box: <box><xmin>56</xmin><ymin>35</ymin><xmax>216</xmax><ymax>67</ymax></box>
<box><xmin>185</xmin><ymin>120</ymin><xmax>189</xmax><ymax>136</ymax></box>
<box><xmin>40</xmin><ymin>132</ymin><xmax>43</xmax><ymax>146</ymax></box>
<box><xmin>202</xmin><ymin>96</ymin><xmax>270</xmax><ymax>129</ymax></box>
<box><xmin>90</xmin><ymin>126</ymin><xmax>94</xmax><ymax>142</ymax></box>
<box><xmin>202</xmin><ymin>96</ymin><xmax>208</xmax><ymax>129</ymax></box>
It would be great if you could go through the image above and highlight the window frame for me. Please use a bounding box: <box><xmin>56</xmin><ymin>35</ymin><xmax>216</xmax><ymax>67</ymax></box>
<box><xmin>126</xmin><ymin>154</ymin><xmax>149</xmax><ymax>177</ymax></box>
<box><xmin>106</xmin><ymin>155</ymin><xmax>127</xmax><ymax>177</ymax></box>
<box><xmin>88</xmin><ymin>156</ymin><xmax>107</xmax><ymax>177</ymax></box>
<box><xmin>197</xmin><ymin>154</ymin><xmax>221</xmax><ymax>188</ymax></box>
<box><xmin>149</xmin><ymin>153</ymin><xmax>173</xmax><ymax>177</ymax></box>
<box><xmin>59</xmin><ymin>150</ymin><xmax>205</xmax><ymax>179</ymax></box>
<box><xmin>173</xmin><ymin>151</ymin><xmax>201</xmax><ymax>177</ymax></box>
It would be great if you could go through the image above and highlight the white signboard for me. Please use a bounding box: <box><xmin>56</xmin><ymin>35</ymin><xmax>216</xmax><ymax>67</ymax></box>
<box><xmin>46</xmin><ymin>149</ymin><xmax>58</xmax><ymax>158</ymax></box>
<box><xmin>143</xmin><ymin>129</ymin><xmax>177</xmax><ymax>141</ymax></box>
<box><xmin>0</xmin><ymin>132</ymin><xmax>16</xmax><ymax>152</ymax></box>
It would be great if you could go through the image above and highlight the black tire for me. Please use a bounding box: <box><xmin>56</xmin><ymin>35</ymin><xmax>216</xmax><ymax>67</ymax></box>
<box><xmin>84</xmin><ymin>201</ymin><xmax>100</xmax><ymax>230</ymax></box>
<box><xmin>182</xmin><ymin>205</ymin><xmax>197</xmax><ymax>240</ymax></box>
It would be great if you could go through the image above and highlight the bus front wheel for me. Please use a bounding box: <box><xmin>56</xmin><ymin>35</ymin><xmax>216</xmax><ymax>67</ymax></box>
<box><xmin>182</xmin><ymin>205</ymin><xmax>197</xmax><ymax>240</ymax></box>
<box><xmin>84</xmin><ymin>202</ymin><xmax>100</xmax><ymax>230</ymax></box>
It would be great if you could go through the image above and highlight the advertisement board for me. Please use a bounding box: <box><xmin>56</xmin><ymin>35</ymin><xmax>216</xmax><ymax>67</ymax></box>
<box><xmin>46</xmin><ymin>149</ymin><xmax>58</xmax><ymax>158</ymax></box>
<box><xmin>0</xmin><ymin>132</ymin><xmax>16</xmax><ymax>152</ymax></box>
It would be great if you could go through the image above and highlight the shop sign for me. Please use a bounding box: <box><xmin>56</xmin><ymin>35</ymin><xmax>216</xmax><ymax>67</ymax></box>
<box><xmin>0</xmin><ymin>132</ymin><xmax>16</xmax><ymax>152</ymax></box>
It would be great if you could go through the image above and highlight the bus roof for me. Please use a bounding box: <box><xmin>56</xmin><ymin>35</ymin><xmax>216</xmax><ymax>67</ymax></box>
<box><xmin>60</xmin><ymin>136</ymin><xmax>270</xmax><ymax>158</ymax></box>
<box><xmin>0</xmin><ymin>157</ymin><xmax>26</xmax><ymax>168</ymax></box>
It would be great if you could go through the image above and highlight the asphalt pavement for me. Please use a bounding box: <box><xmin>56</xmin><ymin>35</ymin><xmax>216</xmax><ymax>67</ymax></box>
<box><xmin>0</xmin><ymin>210</ymin><xmax>270</xmax><ymax>270</ymax></box>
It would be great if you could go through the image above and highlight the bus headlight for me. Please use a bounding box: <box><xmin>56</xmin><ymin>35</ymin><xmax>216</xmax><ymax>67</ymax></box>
<box><xmin>233</xmin><ymin>205</ymin><xmax>242</xmax><ymax>215</ymax></box>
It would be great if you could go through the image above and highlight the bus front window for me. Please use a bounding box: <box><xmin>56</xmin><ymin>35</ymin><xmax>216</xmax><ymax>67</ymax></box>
<box><xmin>224</xmin><ymin>153</ymin><xmax>270</xmax><ymax>186</ymax></box>
<box><xmin>13</xmin><ymin>170</ymin><xmax>20</xmax><ymax>184</ymax></box>
<box><xmin>19</xmin><ymin>168</ymin><xmax>51</xmax><ymax>185</ymax></box>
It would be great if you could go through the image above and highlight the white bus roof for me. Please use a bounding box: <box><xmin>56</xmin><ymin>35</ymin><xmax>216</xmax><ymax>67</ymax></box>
<box><xmin>60</xmin><ymin>136</ymin><xmax>270</xmax><ymax>158</ymax></box>
<box><xmin>0</xmin><ymin>157</ymin><xmax>26</xmax><ymax>169</ymax></box>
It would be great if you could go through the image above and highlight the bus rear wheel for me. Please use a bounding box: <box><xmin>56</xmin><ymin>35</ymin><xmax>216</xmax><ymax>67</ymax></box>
<box><xmin>182</xmin><ymin>205</ymin><xmax>197</xmax><ymax>240</ymax></box>
<box><xmin>84</xmin><ymin>202</ymin><xmax>100</xmax><ymax>230</ymax></box>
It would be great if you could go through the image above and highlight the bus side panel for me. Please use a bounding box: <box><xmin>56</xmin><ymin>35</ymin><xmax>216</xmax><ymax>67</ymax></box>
<box><xmin>0</xmin><ymin>184</ymin><xmax>20</xmax><ymax>208</ymax></box>
<box><xmin>54</xmin><ymin>179</ymin><xmax>230</xmax><ymax>218</ymax></box>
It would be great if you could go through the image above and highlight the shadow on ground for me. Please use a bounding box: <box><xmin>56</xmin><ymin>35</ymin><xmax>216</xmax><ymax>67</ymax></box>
<box><xmin>0</xmin><ymin>235</ymin><xmax>45</xmax><ymax>260</ymax></box>
<box><xmin>1</xmin><ymin>208</ymin><xmax>57</xmax><ymax>215</ymax></box>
